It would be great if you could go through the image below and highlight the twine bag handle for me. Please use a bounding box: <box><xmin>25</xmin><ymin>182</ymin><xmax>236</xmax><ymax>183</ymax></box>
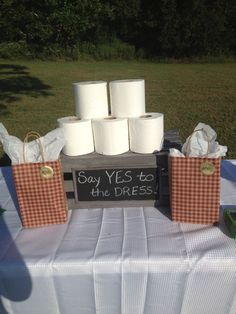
<box><xmin>185</xmin><ymin>128</ymin><xmax>211</xmax><ymax>157</ymax></box>
<box><xmin>23</xmin><ymin>131</ymin><xmax>54</xmax><ymax>179</ymax></box>
<box><xmin>23</xmin><ymin>131</ymin><xmax>45</xmax><ymax>163</ymax></box>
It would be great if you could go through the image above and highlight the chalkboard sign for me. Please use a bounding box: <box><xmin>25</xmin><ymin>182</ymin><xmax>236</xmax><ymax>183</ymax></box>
<box><xmin>74</xmin><ymin>168</ymin><xmax>159</xmax><ymax>202</ymax></box>
<box><xmin>61</xmin><ymin>130</ymin><xmax>181</xmax><ymax>208</ymax></box>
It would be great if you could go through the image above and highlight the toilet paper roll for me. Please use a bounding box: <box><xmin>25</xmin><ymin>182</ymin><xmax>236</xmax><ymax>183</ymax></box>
<box><xmin>109</xmin><ymin>79</ymin><xmax>146</xmax><ymax>118</ymax></box>
<box><xmin>129</xmin><ymin>113</ymin><xmax>164</xmax><ymax>153</ymax></box>
<box><xmin>73</xmin><ymin>81</ymin><xmax>109</xmax><ymax>119</ymax></box>
<box><xmin>92</xmin><ymin>117</ymin><xmax>129</xmax><ymax>155</ymax></box>
<box><xmin>57</xmin><ymin>116</ymin><xmax>94</xmax><ymax>156</ymax></box>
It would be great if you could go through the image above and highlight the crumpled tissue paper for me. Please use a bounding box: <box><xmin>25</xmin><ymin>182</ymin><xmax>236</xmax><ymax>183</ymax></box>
<box><xmin>170</xmin><ymin>122</ymin><xmax>227</xmax><ymax>158</ymax></box>
<box><xmin>0</xmin><ymin>123</ymin><xmax>65</xmax><ymax>164</ymax></box>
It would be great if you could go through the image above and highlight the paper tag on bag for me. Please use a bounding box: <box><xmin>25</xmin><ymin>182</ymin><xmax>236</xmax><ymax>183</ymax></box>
<box><xmin>200</xmin><ymin>162</ymin><xmax>215</xmax><ymax>175</ymax></box>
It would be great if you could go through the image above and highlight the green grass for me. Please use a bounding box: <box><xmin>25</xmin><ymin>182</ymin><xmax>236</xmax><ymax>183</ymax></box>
<box><xmin>0</xmin><ymin>60</ymin><xmax>236</xmax><ymax>165</ymax></box>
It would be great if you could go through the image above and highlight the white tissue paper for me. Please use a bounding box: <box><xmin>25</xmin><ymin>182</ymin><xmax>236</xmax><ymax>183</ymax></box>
<box><xmin>169</xmin><ymin>122</ymin><xmax>227</xmax><ymax>158</ymax></box>
<box><xmin>0</xmin><ymin>123</ymin><xmax>65</xmax><ymax>164</ymax></box>
<box><xmin>169</xmin><ymin>148</ymin><xmax>185</xmax><ymax>157</ymax></box>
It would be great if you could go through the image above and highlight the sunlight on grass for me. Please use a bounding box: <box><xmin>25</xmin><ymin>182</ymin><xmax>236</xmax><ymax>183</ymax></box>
<box><xmin>0</xmin><ymin>60</ymin><xmax>235</xmax><ymax>162</ymax></box>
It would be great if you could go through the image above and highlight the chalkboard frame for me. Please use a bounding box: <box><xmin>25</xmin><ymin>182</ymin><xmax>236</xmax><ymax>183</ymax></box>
<box><xmin>73</xmin><ymin>166</ymin><xmax>160</xmax><ymax>204</ymax></box>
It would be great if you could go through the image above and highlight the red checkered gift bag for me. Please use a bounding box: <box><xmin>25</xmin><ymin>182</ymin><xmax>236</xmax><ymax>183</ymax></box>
<box><xmin>12</xmin><ymin>132</ymin><xmax>68</xmax><ymax>228</ymax></box>
<box><xmin>169</xmin><ymin>129</ymin><xmax>221</xmax><ymax>224</ymax></box>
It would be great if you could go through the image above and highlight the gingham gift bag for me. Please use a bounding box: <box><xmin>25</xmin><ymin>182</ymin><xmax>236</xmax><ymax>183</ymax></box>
<box><xmin>169</xmin><ymin>129</ymin><xmax>221</xmax><ymax>224</ymax></box>
<box><xmin>12</xmin><ymin>132</ymin><xmax>68</xmax><ymax>228</ymax></box>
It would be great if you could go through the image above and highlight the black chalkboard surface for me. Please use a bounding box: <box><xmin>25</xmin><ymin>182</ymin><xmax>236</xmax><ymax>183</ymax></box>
<box><xmin>74</xmin><ymin>168</ymin><xmax>159</xmax><ymax>201</ymax></box>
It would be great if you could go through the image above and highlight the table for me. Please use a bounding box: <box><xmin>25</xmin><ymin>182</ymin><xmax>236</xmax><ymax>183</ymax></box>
<box><xmin>0</xmin><ymin>160</ymin><xmax>236</xmax><ymax>314</ymax></box>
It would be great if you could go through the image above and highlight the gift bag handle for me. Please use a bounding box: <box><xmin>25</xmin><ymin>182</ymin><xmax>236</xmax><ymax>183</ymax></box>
<box><xmin>23</xmin><ymin>131</ymin><xmax>45</xmax><ymax>163</ymax></box>
<box><xmin>186</xmin><ymin>128</ymin><xmax>210</xmax><ymax>157</ymax></box>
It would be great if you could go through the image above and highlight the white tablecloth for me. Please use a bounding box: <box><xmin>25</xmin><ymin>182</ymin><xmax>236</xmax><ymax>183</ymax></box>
<box><xmin>0</xmin><ymin>160</ymin><xmax>236</xmax><ymax>314</ymax></box>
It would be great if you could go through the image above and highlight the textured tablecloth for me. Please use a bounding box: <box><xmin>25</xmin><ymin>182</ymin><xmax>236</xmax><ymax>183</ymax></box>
<box><xmin>0</xmin><ymin>160</ymin><xmax>236</xmax><ymax>314</ymax></box>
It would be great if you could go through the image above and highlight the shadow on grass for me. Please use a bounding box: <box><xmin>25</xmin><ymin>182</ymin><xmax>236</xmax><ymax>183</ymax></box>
<box><xmin>0</xmin><ymin>63</ymin><xmax>53</xmax><ymax>115</ymax></box>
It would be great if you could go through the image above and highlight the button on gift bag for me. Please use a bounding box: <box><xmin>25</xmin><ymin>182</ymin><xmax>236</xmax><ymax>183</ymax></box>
<box><xmin>0</xmin><ymin>124</ymin><xmax>68</xmax><ymax>228</ymax></box>
<box><xmin>169</xmin><ymin>123</ymin><xmax>227</xmax><ymax>225</ymax></box>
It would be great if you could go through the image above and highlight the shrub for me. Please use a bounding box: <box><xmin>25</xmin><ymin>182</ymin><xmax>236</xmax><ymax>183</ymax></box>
<box><xmin>78</xmin><ymin>39</ymin><xmax>136</xmax><ymax>60</ymax></box>
<box><xmin>0</xmin><ymin>41</ymin><xmax>31</xmax><ymax>59</ymax></box>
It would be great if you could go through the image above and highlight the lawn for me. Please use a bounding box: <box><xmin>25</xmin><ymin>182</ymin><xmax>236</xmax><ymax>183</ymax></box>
<box><xmin>0</xmin><ymin>60</ymin><xmax>236</xmax><ymax>164</ymax></box>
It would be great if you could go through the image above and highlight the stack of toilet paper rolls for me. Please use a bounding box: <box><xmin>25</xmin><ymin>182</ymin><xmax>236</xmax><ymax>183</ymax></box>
<box><xmin>57</xmin><ymin>79</ymin><xmax>164</xmax><ymax>156</ymax></box>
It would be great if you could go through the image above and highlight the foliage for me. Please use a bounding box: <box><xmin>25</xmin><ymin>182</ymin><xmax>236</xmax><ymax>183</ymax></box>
<box><xmin>0</xmin><ymin>41</ymin><xmax>31</xmax><ymax>59</ymax></box>
<box><xmin>0</xmin><ymin>40</ymin><xmax>137</xmax><ymax>61</ymax></box>
<box><xmin>0</xmin><ymin>0</ymin><xmax>235</xmax><ymax>59</ymax></box>
<box><xmin>78</xmin><ymin>39</ymin><xmax>136</xmax><ymax>60</ymax></box>
<box><xmin>136</xmin><ymin>0</ymin><xmax>236</xmax><ymax>57</ymax></box>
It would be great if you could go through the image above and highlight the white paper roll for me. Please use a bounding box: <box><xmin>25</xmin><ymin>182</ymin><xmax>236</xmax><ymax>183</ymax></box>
<box><xmin>92</xmin><ymin>117</ymin><xmax>129</xmax><ymax>155</ymax></box>
<box><xmin>129</xmin><ymin>113</ymin><xmax>164</xmax><ymax>153</ymax></box>
<box><xmin>73</xmin><ymin>81</ymin><xmax>109</xmax><ymax>119</ymax></box>
<box><xmin>109</xmin><ymin>79</ymin><xmax>146</xmax><ymax>118</ymax></box>
<box><xmin>57</xmin><ymin>116</ymin><xmax>94</xmax><ymax>156</ymax></box>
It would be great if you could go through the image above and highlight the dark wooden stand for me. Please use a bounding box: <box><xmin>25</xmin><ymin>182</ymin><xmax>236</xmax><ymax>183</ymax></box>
<box><xmin>61</xmin><ymin>130</ymin><xmax>181</xmax><ymax>209</ymax></box>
